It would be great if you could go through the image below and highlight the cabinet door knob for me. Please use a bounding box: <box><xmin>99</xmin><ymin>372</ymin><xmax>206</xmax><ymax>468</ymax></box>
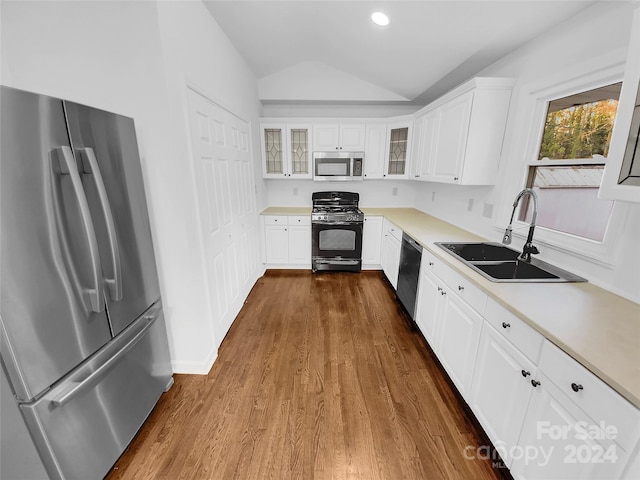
<box><xmin>458</xmin><ymin>285</ymin><xmax>464</xmax><ymax>291</ymax></box>
<box><xmin>521</xmin><ymin>370</ymin><xmax>531</xmax><ymax>377</ymax></box>
<box><xmin>454</xmin><ymin>177</ymin><xmax>459</xmax><ymax>181</ymax></box>
<box><xmin>428</xmin><ymin>262</ymin><xmax>434</xmax><ymax>266</ymax></box>
<box><xmin>440</xmin><ymin>290</ymin><xmax>446</xmax><ymax>296</ymax></box>
<box><xmin>531</xmin><ymin>379</ymin><xmax>541</xmax><ymax>388</ymax></box>
<box><xmin>502</xmin><ymin>322</ymin><xmax>511</xmax><ymax>329</ymax></box>
<box><xmin>571</xmin><ymin>383</ymin><xmax>584</xmax><ymax>392</ymax></box>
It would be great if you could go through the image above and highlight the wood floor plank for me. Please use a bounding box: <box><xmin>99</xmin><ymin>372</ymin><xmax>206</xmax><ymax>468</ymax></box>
<box><xmin>107</xmin><ymin>270</ymin><xmax>508</xmax><ymax>480</ymax></box>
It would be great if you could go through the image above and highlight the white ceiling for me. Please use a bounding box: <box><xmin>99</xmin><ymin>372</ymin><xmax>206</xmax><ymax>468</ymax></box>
<box><xmin>203</xmin><ymin>0</ymin><xmax>598</xmax><ymax>106</ymax></box>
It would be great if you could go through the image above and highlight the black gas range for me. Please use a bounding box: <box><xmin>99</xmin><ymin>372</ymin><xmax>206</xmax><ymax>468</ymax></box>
<box><xmin>311</xmin><ymin>192</ymin><xmax>364</xmax><ymax>272</ymax></box>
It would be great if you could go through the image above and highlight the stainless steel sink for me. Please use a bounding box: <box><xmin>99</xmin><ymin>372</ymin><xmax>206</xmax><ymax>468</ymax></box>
<box><xmin>435</xmin><ymin>242</ymin><xmax>587</xmax><ymax>283</ymax></box>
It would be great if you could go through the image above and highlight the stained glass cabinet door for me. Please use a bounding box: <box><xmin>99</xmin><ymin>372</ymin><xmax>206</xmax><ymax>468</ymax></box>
<box><xmin>260</xmin><ymin>123</ymin><xmax>312</xmax><ymax>179</ymax></box>
<box><xmin>285</xmin><ymin>124</ymin><xmax>312</xmax><ymax>179</ymax></box>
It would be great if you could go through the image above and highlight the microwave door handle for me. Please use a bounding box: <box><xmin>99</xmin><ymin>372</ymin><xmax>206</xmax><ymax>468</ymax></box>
<box><xmin>52</xmin><ymin>146</ymin><xmax>104</xmax><ymax>313</ymax></box>
<box><xmin>79</xmin><ymin>147</ymin><xmax>122</xmax><ymax>301</ymax></box>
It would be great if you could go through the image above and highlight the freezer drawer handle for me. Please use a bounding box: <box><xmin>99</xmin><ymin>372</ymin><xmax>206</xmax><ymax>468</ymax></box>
<box><xmin>50</xmin><ymin>315</ymin><xmax>157</xmax><ymax>408</ymax></box>
<box><xmin>79</xmin><ymin>147</ymin><xmax>123</xmax><ymax>301</ymax></box>
<box><xmin>53</xmin><ymin>146</ymin><xmax>104</xmax><ymax>313</ymax></box>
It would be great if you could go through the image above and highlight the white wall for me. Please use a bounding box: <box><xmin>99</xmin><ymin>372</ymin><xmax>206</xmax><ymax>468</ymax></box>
<box><xmin>263</xmin><ymin>103</ymin><xmax>419</xmax><ymax>118</ymax></box>
<box><xmin>266</xmin><ymin>179</ymin><xmax>416</xmax><ymax>208</ymax></box>
<box><xmin>414</xmin><ymin>1</ymin><xmax>640</xmax><ymax>302</ymax></box>
<box><xmin>154</xmin><ymin>0</ymin><xmax>265</xmax><ymax>371</ymax></box>
<box><xmin>1</xmin><ymin>0</ymin><xmax>266</xmax><ymax>372</ymax></box>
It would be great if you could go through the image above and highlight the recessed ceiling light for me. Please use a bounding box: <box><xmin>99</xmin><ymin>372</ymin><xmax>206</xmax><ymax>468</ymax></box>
<box><xmin>371</xmin><ymin>12</ymin><xmax>389</xmax><ymax>27</ymax></box>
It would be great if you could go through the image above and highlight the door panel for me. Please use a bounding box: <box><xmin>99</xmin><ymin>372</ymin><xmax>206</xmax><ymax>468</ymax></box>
<box><xmin>64</xmin><ymin>102</ymin><xmax>160</xmax><ymax>335</ymax></box>
<box><xmin>186</xmin><ymin>87</ymin><xmax>259</xmax><ymax>347</ymax></box>
<box><xmin>0</xmin><ymin>87</ymin><xmax>112</xmax><ymax>400</ymax></box>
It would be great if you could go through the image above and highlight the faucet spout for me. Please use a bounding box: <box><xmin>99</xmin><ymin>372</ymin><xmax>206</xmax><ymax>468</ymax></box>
<box><xmin>503</xmin><ymin>188</ymin><xmax>539</xmax><ymax>262</ymax></box>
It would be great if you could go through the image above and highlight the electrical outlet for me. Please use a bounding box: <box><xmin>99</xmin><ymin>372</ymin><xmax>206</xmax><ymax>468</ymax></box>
<box><xmin>293</xmin><ymin>187</ymin><xmax>298</xmax><ymax>196</ymax></box>
<box><xmin>432</xmin><ymin>192</ymin><xmax>436</xmax><ymax>202</ymax></box>
<box><xmin>467</xmin><ymin>198</ymin><xmax>474</xmax><ymax>212</ymax></box>
<box><xmin>392</xmin><ymin>187</ymin><xmax>398</xmax><ymax>196</ymax></box>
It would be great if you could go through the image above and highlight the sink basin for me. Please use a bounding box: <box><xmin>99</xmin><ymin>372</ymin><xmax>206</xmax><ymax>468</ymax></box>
<box><xmin>436</xmin><ymin>242</ymin><xmax>520</xmax><ymax>262</ymax></box>
<box><xmin>435</xmin><ymin>242</ymin><xmax>587</xmax><ymax>283</ymax></box>
<box><xmin>472</xmin><ymin>260</ymin><xmax>559</xmax><ymax>280</ymax></box>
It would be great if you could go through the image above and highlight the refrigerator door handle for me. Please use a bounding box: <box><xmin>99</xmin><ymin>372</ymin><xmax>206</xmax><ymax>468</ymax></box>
<box><xmin>52</xmin><ymin>146</ymin><xmax>104</xmax><ymax>313</ymax></box>
<box><xmin>79</xmin><ymin>147</ymin><xmax>123</xmax><ymax>301</ymax></box>
<box><xmin>50</xmin><ymin>313</ymin><xmax>157</xmax><ymax>408</ymax></box>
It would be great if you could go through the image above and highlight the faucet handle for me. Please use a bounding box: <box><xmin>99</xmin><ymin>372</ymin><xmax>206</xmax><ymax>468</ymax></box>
<box><xmin>502</xmin><ymin>227</ymin><xmax>512</xmax><ymax>245</ymax></box>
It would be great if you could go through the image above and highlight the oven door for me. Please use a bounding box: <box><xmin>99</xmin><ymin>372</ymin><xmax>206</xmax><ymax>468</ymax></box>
<box><xmin>312</xmin><ymin>221</ymin><xmax>363</xmax><ymax>272</ymax></box>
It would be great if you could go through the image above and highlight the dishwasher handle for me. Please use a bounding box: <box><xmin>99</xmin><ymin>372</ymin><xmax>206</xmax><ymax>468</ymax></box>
<box><xmin>402</xmin><ymin>233</ymin><xmax>422</xmax><ymax>252</ymax></box>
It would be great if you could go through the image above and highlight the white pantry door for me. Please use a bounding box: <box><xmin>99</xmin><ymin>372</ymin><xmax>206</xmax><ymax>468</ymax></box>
<box><xmin>186</xmin><ymin>87</ymin><xmax>260</xmax><ymax>346</ymax></box>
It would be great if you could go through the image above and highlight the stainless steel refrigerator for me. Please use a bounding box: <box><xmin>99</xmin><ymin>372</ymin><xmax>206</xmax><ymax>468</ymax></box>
<box><xmin>0</xmin><ymin>86</ymin><xmax>173</xmax><ymax>480</ymax></box>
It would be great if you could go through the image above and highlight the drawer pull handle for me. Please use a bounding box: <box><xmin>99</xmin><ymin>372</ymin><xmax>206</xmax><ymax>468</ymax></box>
<box><xmin>437</xmin><ymin>287</ymin><xmax>442</xmax><ymax>292</ymax></box>
<box><xmin>571</xmin><ymin>383</ymin><xmax>584</xmax><ymax>392</ymax></box>
<box><xmin>531</xmin><ymin>379</ymin><xmax>541</xmax><ymax>388</ymax></box>
<box><xmin>521</xmin><ymin>370</ymin><xmax>531</xmax><ymax>377</ymax></box>
<box><xmin>502</xmin><ymin>322</ymin><xmax>511</xmax><ymax>329</ymax></box>
<box><xmin>429</xmin><ymin>262</ymin><xmax>434</xmax><ymax>266</ymax></box>
<box><xmin>458</xmin><ymin>285</ymin><xmax>464</xmax><ymax>291</ymax></box>
<box><xmin>440</xmin><ymin>290</ymin><xmax>446</xmax><ymax>296</ymax></box>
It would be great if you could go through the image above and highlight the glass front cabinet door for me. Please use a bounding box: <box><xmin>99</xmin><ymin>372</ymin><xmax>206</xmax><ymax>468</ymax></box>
<box><xmin>385</xmin><ymin>121</ymin><xmax>412</xmax><ymax>178</ymax></box>
<box><xmin>261</xmin><ymin>123</ymin><xmax>312</xmax><ymax>179</ymax></box>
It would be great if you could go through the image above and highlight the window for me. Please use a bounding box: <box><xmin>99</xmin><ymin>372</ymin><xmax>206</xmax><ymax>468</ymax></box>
<box><xmin>519</xmin><ymin>83</ymin><xmax>622</xmax><ymax>242</ymax></box>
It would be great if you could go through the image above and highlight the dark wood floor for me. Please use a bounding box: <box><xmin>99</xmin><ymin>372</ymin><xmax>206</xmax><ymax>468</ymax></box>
<box><xmin>107</xmin><ymin>270</ymin><xmax>506</xmax><ymax>480</ymax></box>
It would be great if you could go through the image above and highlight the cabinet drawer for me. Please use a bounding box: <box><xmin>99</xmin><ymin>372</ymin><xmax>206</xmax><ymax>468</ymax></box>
<box><xmin>484</xmin><ymin>297</ymin><xmax>544</xmax><ymax>363</ymax></box>
<box><xmin>383</xmin><ymin>219</ymin><xmax>403</xmax><ymax>242</ymax></box>
<box><xmin>264</xmin><ymin>215</ymin><xmax>288</xmax><ymax>226</ymax></box>
<box><xmin>445</xmin><ymin>268</ymin><xmax>487</xmax><ymax>315</ymax></box>
<box><xmin>539</xmin><ymin>340</ymin><xmax>640</xmax><ymax>452</ymax></box>
<box><xmin>288</xmin><ymin>215</ymin><xmax>311</xmax><ymax>226</ymax></box>
<box><xmin>421</xmin><ymin>248</ymin><xmax>448</xmax><ymax>280</ymax></box>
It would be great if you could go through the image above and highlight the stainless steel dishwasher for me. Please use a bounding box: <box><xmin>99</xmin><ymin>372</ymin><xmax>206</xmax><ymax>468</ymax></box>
<box><xmin>397</xmin><ymin>233</ymin><xmax>422</xmax><ymax>321</ymax></box>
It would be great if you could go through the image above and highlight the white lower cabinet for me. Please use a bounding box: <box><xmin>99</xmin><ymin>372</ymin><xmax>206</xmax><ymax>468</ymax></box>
<box><xmin>263</xmin><ymin>215</ymin><xmax>311</xmax><ymax>266</ymax></box>
<box><xmin>288</xmin><ymin>223</ymin><xmax>311</xmax><ymax>264</ymax></box>
<box><xmin>470</xmin><ymin>321</ymin><xmax>537</xmax><ymax>467</ymax></box>
<box><xmin>437</xmin><ymin>289</ymin><xmax>483</xmax><ymax>399</ymax></box>
<box><xmin>362</xmin><ymin>215</ymin><xmax>383</xmax><ymax>266</ymax></box>
<box><xmin>264</xmin><ymin>224</ymin><xmax>289</xmax><ymax>264</ymax></box>
<box><xmin>415</xmin><ymin>262</ymin><xmax>445</xmax><ymax>353</ymax></box>
<box><xmin>510</xmin><ymin>341</ymin><xmax>640</xmax><ymax>480</ymax></box>
<box><xmin>380</xmin><ymin>219</ymin><xmax>401</xmax><ymax>289</ymax></box>
<box><xmin>413</xmin><ymin>249</ymin><xmax>640</xmax><ymax>480</ymax></box>
<box><xmin>511</xmin><ymin>373</ymin><xmax>628</xmax><ymax>480</ymax></box>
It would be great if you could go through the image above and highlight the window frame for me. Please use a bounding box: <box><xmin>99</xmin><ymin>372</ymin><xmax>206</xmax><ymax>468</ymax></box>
<box><xmin>500</xmin><ymin>58</ymin><xmax>631</xmax><ymax>266</ymax></box>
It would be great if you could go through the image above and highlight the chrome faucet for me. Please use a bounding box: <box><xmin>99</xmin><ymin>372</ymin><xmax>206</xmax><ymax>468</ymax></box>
<box><xmin>503</xmin><ymin>188</ymin><xmax>539</xmax><ymax>262</ymax></box>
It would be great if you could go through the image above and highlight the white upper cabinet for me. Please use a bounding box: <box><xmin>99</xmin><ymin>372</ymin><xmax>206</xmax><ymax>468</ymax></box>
<box><xmin>261</xmin><ymin>123</ymin><xmax>312</xmax><ymax>179</ymax></box>
<box><xmin>313</xmin><ymin>123</ymin><xmax>365</xmax><ymax>151</ymax></box>
<box><xmin>364</xmin><ymin>123</ymin><xmax>387</xmax><ymax>179</ymax></box>
<box><xmin>413</xmin><ymin>77</ymin><xmax>513</xmax><ymax>185</ymax></box>
<box><xmin>411</xmin><ymin>110</ymin><xmax>437</xmax><ymax>180</ymax></box>
<box><xmin>599</xmin><ymin>6</ymin><xmax>640</xmax><ymax>203</ymax></box>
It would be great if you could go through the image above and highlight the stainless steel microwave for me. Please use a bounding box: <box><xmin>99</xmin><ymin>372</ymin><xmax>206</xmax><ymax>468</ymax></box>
<box><xmin>313</xmin><ymin>151</ymin><xmax>364</xmax><ymax>181</ymax></box>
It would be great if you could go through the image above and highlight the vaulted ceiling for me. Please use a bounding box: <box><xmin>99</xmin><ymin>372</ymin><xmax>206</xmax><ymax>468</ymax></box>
<box><xmin>203</xmin><ymin>0</ymin><xmax>598</xmax><ymax>106</ymax></box>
